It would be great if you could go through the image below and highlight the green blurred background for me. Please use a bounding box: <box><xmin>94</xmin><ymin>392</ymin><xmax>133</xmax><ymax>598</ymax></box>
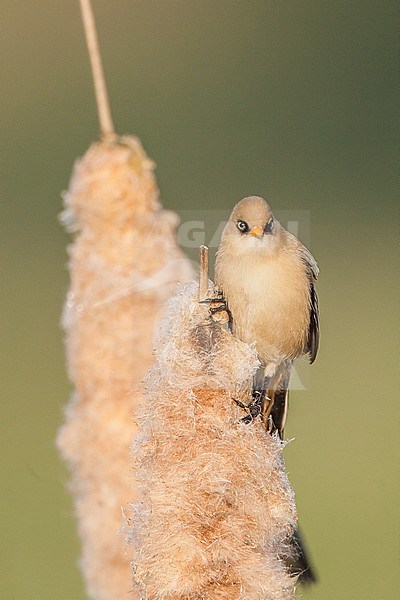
<box><xmin>1</xmin><ymin>1</ymin><xmax>398</xmax><ymax>598</ymax></box>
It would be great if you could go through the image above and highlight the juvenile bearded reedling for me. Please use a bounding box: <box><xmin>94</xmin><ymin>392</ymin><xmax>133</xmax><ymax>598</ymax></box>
<box><xmin>215</xmin><ymin>195</ymin><xmax>319</xmax><ymax>436</ymax></box>
<box><xmin>215</xmin><ymin>195</ymin><xmax>319</xmax><ymax>582</ymax></box>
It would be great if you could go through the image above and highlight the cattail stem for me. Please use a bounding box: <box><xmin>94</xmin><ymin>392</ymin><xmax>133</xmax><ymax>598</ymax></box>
<box><xmin>198</xmin><ymin>244</ymin><xmax>209</xmax><ymax>301</ymax></box>
<box><xmin>79</xmin><ymin>0</ymin><xmax>115</xmax><ymax>139</ymax></box>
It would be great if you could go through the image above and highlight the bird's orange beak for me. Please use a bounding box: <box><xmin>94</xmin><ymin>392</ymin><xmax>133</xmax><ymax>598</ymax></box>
<box><xmin>249</xmin><ymin>225</ymin><xmax>264</xmax><ymax>238</ymax></box>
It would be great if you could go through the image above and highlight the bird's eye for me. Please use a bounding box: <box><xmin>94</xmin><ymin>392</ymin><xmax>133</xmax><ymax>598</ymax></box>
<box><xmin>264</xmin><ymin>218</ymin><xmax>274</xmax><ymax>234</ymax></box>
<box><xmin>236</xmin><ymin>220</ymin><xmax>249</xmax><ymax>233</ymax></box>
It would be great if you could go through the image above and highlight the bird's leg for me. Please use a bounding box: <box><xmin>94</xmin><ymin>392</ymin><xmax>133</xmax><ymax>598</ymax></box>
<box><xmin>263</xmin><ymin>368</ymin><xmax>291</xmax><ymax>437</ymax></box>
<box><xmin>262</xmin><ymin>394</ymin><xmax>275</xmax><ymax>433</ymax></box>
<box><xmin>252</xmin><ymin>371</ymin><xmax>277</xmax><ymax>433</ymax></box>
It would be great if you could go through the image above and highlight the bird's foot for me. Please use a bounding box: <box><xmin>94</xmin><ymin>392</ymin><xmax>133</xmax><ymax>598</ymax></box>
<box><xmin>199</xmin><ymin>290</ymin><xmax>231</xmax><ymax>323</ymax></box>
<box><xmin>233</xmin><ymin>393</ymin><xmax>263</xmax><ymax>424</ymax></box>
<box><xmin>199</xmin><ymin>290</ymin><xmax>225</xmax><ymax>311</ymax></box>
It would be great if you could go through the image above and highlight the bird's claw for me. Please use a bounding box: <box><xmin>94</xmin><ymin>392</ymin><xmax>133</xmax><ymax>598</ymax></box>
<box><xmin>209</xmin><ymin>302</ymin><xmax>227</xmax><ymax>315</ymax></box>
<box><xmin>199</xmin><ymin>290</ymin><xmax>224</xmax><ymax>305</ymax></box>
<box><xmin>199</xmin><ymin>294</ymin><xmax>227</xmax><ymax>313</ymax></box>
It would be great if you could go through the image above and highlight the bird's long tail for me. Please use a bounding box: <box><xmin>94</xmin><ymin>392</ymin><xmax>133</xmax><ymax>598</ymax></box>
<box><xmin>285</xmin><ymin>527</ymin><xmax>317</xmax><ymax>584</ymax></box>
<box><xmin>252</xmin><ymin>368</ymin><xmax>317</xmax><ymax>585</ymax></box>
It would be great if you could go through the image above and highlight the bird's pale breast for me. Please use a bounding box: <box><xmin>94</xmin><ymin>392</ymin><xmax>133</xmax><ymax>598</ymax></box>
<box><xmin>216</xmin><ymin>249</ymin><xmax>310</xmax><ymax>365</ymax></box>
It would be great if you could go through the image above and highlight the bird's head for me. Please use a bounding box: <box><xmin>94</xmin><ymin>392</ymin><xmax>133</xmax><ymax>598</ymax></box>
<box><xmin>221</xmin><ymin>196</ymin><xmax>281</xmax><ymax>255</ymax></box>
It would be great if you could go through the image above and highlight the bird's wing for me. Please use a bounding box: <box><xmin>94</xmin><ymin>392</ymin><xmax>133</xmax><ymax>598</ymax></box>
<box><xmin>308</xmin><ymin>282</ymin><xmax>319</xmax><ymax>364</ymax></box>
<box><xmin>299</xmin><ymin>245</ymin><xmax>319</xmax><ymax>280</ymax></box>
<box><xmin>298</xmin><ymin>246</ymin><xmax>320</xmax><ymax>364</ymax></box>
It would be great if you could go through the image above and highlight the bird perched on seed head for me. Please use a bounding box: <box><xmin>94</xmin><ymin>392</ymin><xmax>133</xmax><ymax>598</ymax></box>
<box><xmin>215</xmin><ymin>195</ymin><xmax>319</xmax><ymax>584</ymax></box>
<box><xmin>215</xmin><ymin>195</ymin><xmax>319</xmax><ymax>438</ymax></box>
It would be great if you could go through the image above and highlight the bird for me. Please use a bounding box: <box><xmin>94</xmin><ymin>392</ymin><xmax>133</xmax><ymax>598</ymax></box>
<box><xmin>215</xmin><ymin>195</ymin><xmax>319</xmax><ymax>583</ymax></box>
<box><xmin>215</xmin><ymin>195</ymin><xmax>319</xmax><ymax>438</ymax></box>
